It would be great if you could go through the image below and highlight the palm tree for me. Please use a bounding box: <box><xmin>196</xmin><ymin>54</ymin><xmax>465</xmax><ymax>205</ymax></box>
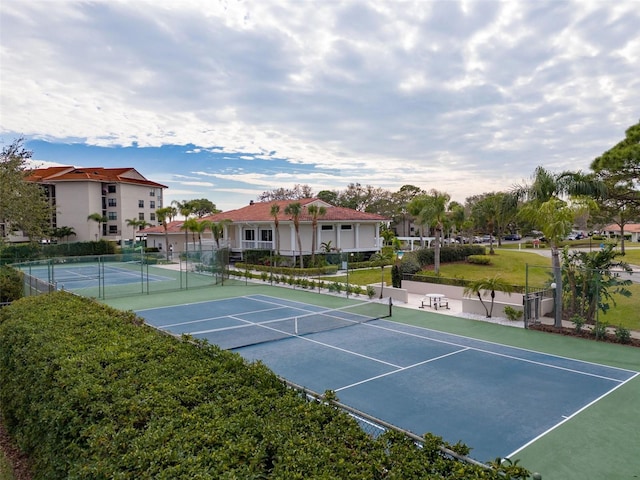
<box><xmin>173</xmin><ymin>200</ymin><xmax>195</xmax><ymax>252</ymax></box>
<box><xmin>307</xmin><ymin>204</ymin><xmax>326</xmax><ymax>267</ymax></box>
<box><xmin>514</xmin><ymin>166</ymin><xmax>605</xmax><ymax>327</ymax></box>
<box><xmin>156</xmin><ymin>206</ymin><xmax>177</xmax><ymax>261</ymax></box>
<box><xmin>53</xmin><ymin>226</ymin><xmax>76</xmax><ymax>244</ymax></box>
<box><xmin>407</xmin><ymin>190</ymin><xmax>450</xmax><ymax>274</ymax></box>
<box><xmin>126</xmin><ymin>218</ymin><xmax>142</xmax><ymax>246</ymax></box>
<box><xmin>463</xmin><ymin>275</ymin><xmax>515</xmax><ymax>318</ymax></box>
<box><xmin>207</xmin><ymin>219</ymin><xmax>232</xmax><ymax>248</ymax></box>
<box><xmin>87</xmin><ymin>213</ymin><xmax>107</xmax><ymax>241</ymax></box>
<box><xmin>284</xmin><ymin>202</ymin><xmax>304</xmax><ymax>268</ymax></box>
<box><xmin>371</xmin><ymin>250</ymin><xmax>393</xmax><ymax>299</ymax></box>
<box><xmin>270</xmin><ymin>203</ymin><xmax>281</xmax><ymax>260</ymax></box>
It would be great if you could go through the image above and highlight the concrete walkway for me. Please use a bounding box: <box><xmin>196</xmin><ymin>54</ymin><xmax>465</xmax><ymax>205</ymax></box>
<box><xmin>396</xmin><ymin>291</ymin><xmax>640</xmax><ymax>340</ymax></box>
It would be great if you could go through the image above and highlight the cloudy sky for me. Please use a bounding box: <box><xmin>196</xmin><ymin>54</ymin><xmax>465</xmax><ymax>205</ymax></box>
<box><xmin>1</xmin><ymin>0</ymin><xmax>638</xmax><ymax>211</ymax></box>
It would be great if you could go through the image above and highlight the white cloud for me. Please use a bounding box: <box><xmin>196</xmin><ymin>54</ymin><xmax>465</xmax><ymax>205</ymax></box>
<box><xmin>2</xmin><ymin>0</ymin><xmax>639</xmax><ymax>207</ymax></box>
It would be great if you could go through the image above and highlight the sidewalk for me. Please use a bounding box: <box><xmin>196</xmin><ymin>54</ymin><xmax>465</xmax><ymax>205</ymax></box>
<box><xmin>396</xmin><ymin>292</ymin><xmax>640</xmax><ymax>340</ymax></box>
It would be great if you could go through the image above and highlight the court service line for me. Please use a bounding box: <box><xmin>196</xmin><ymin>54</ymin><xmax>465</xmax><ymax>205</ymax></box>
<box><xmin>365</xmin><ymin>322</ymin><xmax>627</xmax><ymax>383</ymax></box>
<box><xmin>335</xmin><ymin>348</ymin><xmax>470</xmax><ymax>393</ymax></box>
<box><xmin>159</xmin><ymin>306</ymin><xmax>286</xmax><ymax>328</ymax></box>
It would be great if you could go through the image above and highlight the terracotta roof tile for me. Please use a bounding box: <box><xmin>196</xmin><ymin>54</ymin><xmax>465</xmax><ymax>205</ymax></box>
<box><xmin>26</xmin><ymin>166</ymin><xmax>167</xmax><ymax>189</ymax></box>
<box><xmin>141</xmin><ymin>199</ymin><xmax>389</xmax><ymax>234</ymax></box>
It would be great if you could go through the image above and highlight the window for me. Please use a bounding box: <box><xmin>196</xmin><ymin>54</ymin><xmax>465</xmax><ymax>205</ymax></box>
<box><xmin>138</xmin><ymin>213</ymin><xmax>145</xmax><ymax>221</ymax></box>
<box><xmin>109</xmin><ymin>225</ymin><xmax>118</xmax><ymax>234</ymax></box>
<box><xmin>261</xmin><ymin>229</ymin><xmax>273</xmax><ymax>242</ymax></box>
<box><xmin>138</xmin><ymin>200</ymin><xmax>144</xmax><ymax>208</ymax></box>
<box><xmin>107</xmin><ymin>185</ymin><xmax>116</xmax><ymax>193</ymax></box>
<box><xmin>244</xmin><ymin>230</ymin><xmax>255</xmax><ymax>241</ymax></box>
<box><xmin>150</xmin><ymin>201</ymin><xmax>155</xmax><ymax>209</ymax></box>
<box><xmin>108</xmin><ymin>198</ymin><xmax>117</xmax><ymax>207</ymax></box>
<box><xmin>150</xmin><ymin>213</ymin><xmax>156</xmax><ymax>221</ymax></box>
<box><xmin>321</xmin><ymin>225</ymin><xmax>333</xmax><ymax>231</ymax></box>
<box><xmin>341</xmin><ymin>224</ymin><xmax>352</xmax><ymax>230</ymax></box>
<box><xmin>149</xmin><ymin>190</ymin><xmax>155</xmax><ymax>197</ymax></box>
<box><xmin>108</xmin><ymin>212</ymin><xmax>117</xmax><ymax>221</ymax></box>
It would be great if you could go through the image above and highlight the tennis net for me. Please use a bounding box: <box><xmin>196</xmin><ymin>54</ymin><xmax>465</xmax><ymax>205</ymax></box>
<box><xmin>193</xmin><ymin>299</ymin><xmax>393</xmax><ymax>350</ymax></box>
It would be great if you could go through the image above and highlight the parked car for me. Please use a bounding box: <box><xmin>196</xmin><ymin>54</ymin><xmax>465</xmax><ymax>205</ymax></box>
<box><xmin>481</xmin><ymin>234</ymin><xmax>495</xmax><ymax>243</ymax></box>
<box><xmin>503</xmin><ymin>233</ymin><xmax>522</xmax><ymax>241</ymax></box>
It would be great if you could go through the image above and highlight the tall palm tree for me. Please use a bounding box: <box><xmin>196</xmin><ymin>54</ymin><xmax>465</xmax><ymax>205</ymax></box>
<box><xmin>53</xmin><ymin>226</ymin><xmax>76</xmax><ymax>244</ymax></box>
<box><xmin>463</xmin><ymin>275</ymin><xmax>514</xmax><ymax>318</ymax></box>
<box><xmin>514</xmin><ymin>166</ymin><xmax>605</xmax><ymax>327</ymax></box>
<box><xmin>156</xmin><ymin>206</ymin><xmax>177</xmax><ymax>261</ymax></box>
<box><xmin>126</xmin><ymin>218</ymin><xmax>142</xmax><ymax>246</ymax></box>
<box><xmin>173</xmin><ymin>200</ymin><xmax>195</xmax><ymax>252</ymax></box>
<box><xmin>206</xmin><ymin>219</ymin><xmax>232</xmax><ymax>248</ymax></box>
<box><xmin>284</xmin><ymin>202</ymin><xmax>303</xmax><ymax>268</ymax></box>
<box><xmin>408</xmin><ymin>190</ymin><xmax>450</xmax><ymax>274</ymax></box>
<box><xmin>307</xmin><ymin>204</ymin><xmax>326</xmax><ymax>267</ymax></box>
<box><xmin>87</xmin><ymin>213</ymin><xmax>107</xmax><ymax>241</ymax></box>
<box><xmin>270</xmin><ymin>203</ymin><xmax>281</xmax><ymax>260</ymax></box>
<box><xmin>181</xmin><ymin>218</ymin><xmax>201</xmax><ymax>252</ymax></box>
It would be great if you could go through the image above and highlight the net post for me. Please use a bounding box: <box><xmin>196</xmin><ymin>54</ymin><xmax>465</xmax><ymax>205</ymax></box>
<box><xmin>294</xmin><ymin>317</ymin><xmax>299</xmax><ymax>335</ymax></box>
<box><xmin>388</xmin><ymin>296</ymin><xmax>393</xmax><ymax>317</ymax></box>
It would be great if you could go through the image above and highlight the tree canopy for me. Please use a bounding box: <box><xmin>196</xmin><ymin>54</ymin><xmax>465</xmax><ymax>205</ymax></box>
<box><xmin>0</xmin><ymin>139</ymin><xmax>53</xmax><ymax>243</ymax></box>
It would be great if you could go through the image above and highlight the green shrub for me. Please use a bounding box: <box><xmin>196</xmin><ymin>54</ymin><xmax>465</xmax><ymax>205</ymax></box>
<box><xmin>571</xmin><ymin>314</ymin><xmax>586</xmax><ymax>333</ymax></box>
<box><xmin>503</xmin><ymin>306</ymin><xmax>523</xmax><ymax>322</ymax></box>
<box><xmin>592</xmin><ymin>320</ymin><xmax>609</xmax><ymax>340</ymax></box>
<box><xmin>366</xmin><ymin>285</ymin><xmax>376</xmax><ymax>299</ymax></box>
<box><xmin>0</xmin><ymin>266</ymin><xmax>23</xmax><ymax>303</ymax></box>
<box><xmin>614</xmin><ymin>326</ymin><xmax>631</xmax><ymax>344</ymax></box>
<box><xmin>0</xmin><ymin>293</ymin><xmax>530</xmax><ymax>480</ymax></box>
<box><xmin>467</xmin><ymin>255</ymin><xmax>491</xmax><ymax>265</ymax></box>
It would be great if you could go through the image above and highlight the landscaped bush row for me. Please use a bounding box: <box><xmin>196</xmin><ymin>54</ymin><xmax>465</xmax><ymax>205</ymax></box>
<box><xmin>235</xmin><ymin>262</ymin><xmax>339</xmax><ymax>277</ymax></box>
<box><xmin>0</xmin><ymin>240</ymin><xmax>117</xmax><ymax>264</ymax></box>
<box><xmin>0</xmin><ymin>293</ymin><xmax>530</xmax><ymax>479</ymax></box>
<box><xmin>412</xmin><ymin>245</ymin><xmax>486</xmax><ymax>268</ymax></box>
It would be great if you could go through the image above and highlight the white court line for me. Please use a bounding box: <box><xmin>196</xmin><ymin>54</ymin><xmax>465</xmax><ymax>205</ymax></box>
<box><xmin>365</xmin><ymin>321</ymin><xmax>634</xmax><ymax>383</ymax></box>
<box><xmin>335</xmin><ymin>348</ymin><xmax>470</xmax><ymax>392</ymax></box>
<box><xmin>505</xmin><ymin>371</ymin><xmax>640</xmax><ymax>459</ymax></box>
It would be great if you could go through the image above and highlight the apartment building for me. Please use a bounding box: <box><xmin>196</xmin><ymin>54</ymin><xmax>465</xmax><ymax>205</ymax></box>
<box><xmin>24</xmin><ymin>166</ymin><xmax>167</xmax><ymax>243</ymax></box>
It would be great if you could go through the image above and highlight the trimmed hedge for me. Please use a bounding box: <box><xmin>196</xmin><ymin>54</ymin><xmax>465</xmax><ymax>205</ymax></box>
<box><xmin>412</xmin><ymin>245</ymin><xmax>486</xmax><ymax>268</ymax></box>
<box><xmin>0</xmin><ymin>293</ymin><xmax>530</xmax><ymax>479</ymax></box>
<box><xmin>1</xmin><ymin>240</ymin><xmax>117</xmax><ymax>264</ymax></box>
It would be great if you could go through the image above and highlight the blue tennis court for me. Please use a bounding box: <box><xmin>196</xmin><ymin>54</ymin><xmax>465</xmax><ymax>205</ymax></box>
<box><xmin>136</xmin><ymin>294</ymin><xmax>638</xmax><ymax>462</ymax></box>
<box><xmin>18</xmin><ymin>263</ymin><xmax>172</xmax><ymax>290</ymax></box>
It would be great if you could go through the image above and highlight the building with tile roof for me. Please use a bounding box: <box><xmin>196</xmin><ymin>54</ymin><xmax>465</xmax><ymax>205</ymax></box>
<box><xmin>141</xmin><ymin>198</ymin><xmax>389</xmax><ymax>261</ymax></box>
<box><xmin>602</xmin><ymin>223</ymin><xmax>640</xmax><ymax>243</ymax></box>
<box><xmin>22</xmin><ymin>166</ymin><xmax>167</xmax><ymax>243</ymax></box>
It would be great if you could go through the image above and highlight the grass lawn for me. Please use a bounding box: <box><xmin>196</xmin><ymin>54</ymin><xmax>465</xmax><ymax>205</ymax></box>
<box><xmin>321</xmin><ymin>247</ymin><xmax>640</xmax><ymax>331</ymax></box>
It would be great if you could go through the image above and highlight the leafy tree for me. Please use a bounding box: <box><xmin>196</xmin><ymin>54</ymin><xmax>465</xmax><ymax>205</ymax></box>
<box><xmin>390</xmin><ymin>185</ymin><xmax>424</xmax><ymax>236</ymax></box>
<box><xmin>590</xmin><ymin>120</ymin><xmax>640</xmax><ymax>209</ymax></box>
<box><xmin>590</xmin><ymin>121</ymin><xmax>640</xmax><ymax>253</ymax></box>
<box><xmin>514</xmin><ymin>166</ymin><xmax>605</xmax><ymax>327</ymax></box>
<box><xmin>258</xmin><ymin>184</ymin><xmax>314</xmax><ymax>201</ymax></box>
<box><xmin>463</xmin><ymin>275</ymin><xmax>514</xmax><ymax>318</ymax></box>
<box><xmin>87</xmin><ymin>213</ymin><xmax>107</xmax><ymax>240</ymax></box>
<box><xmin>284</xmin><ymin>202</ymin><xmax>303</xmax><ymax>268</ymax></box>
<box><xmin>0</xmin><ymin>139</ymin><xmax>53</xmax><ymax>243</ymax></box>
<box><xmin>316</xmin><ymin>190</ymin><xmax>338</xmax><ymax>205</ymax></box>
<box><xmin>307</xmin><ymin>204</ymin><xmax>326</xmax><ymax>266</ymax></box>
<box><xmin>561</xmin><ymin>244</ymin><xmax>632</xmax><ymax>323</ymax></box>
<box><xmin>188</xmin><ymin>198</ymin><xmax>220</xmax><ymax>217</ymax></box>
<box><xmin>470</xmin><ymin>192</ymin><xmax>518</xmax><ymax>252</ymax></box>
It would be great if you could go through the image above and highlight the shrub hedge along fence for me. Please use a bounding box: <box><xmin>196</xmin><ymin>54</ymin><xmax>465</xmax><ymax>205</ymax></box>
<box><xmin>0</xmin><ymin>293</ymin><xmax>530</xmax><ymax>479</ymax></box>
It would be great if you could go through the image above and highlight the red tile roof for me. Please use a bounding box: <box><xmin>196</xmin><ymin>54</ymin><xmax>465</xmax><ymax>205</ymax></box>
<box><xmin>142</xmin><ymin>199</ymin><xmax>389</xmax><ymax>234</ymax></box>
<box><xmin>26</xmin><ymin>166</ymin><xmax>167</xmax><ymax>189</ymax></box>
<box><xmin>603</xmin><ymin>223</ymin><xmax>640</xmax><ymax>234</ymax></box>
